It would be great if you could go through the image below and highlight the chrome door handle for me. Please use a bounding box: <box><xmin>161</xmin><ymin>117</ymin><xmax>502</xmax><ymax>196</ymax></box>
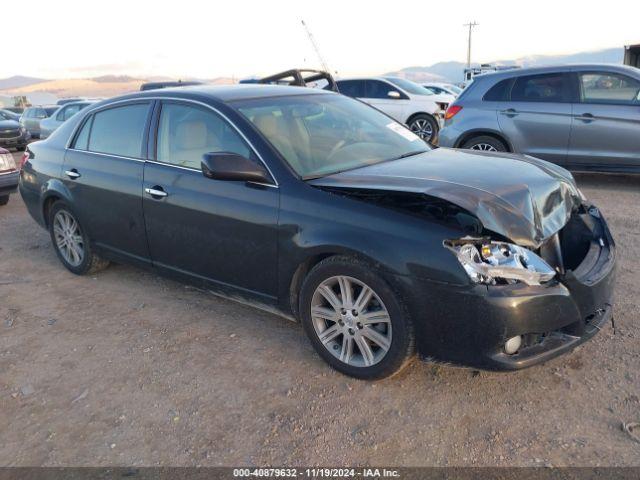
<box><xmin>144</xmin><ymin>187</ymin><xmax>168</xmax><ymax>198</ymax></box>
<box><xmin>64</xmin><ymin>169</ymin><xmax>81</xmax><ymax>179</ymax></box>
<box><xmin>500</xmin><ymin>108</ymin><xmax>518</xmax><ymax>117</ymax></box>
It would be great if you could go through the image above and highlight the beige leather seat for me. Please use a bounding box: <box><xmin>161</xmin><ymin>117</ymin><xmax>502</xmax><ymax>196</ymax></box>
<box><xmin>170</xmin><ymin>120</ymin><xmax>222</xmax><ymax>169</ymax></box>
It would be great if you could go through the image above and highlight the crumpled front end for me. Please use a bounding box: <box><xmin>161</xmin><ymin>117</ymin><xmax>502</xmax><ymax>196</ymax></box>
<box><xmin>309</xmin><ymin>148</ymin><xmax>584</xmax><ymax>249</ymax></box>
<box><xmin>406</xmin><ymin>203</ymin><xmax>616</xmax><ymax>370</ymax></box>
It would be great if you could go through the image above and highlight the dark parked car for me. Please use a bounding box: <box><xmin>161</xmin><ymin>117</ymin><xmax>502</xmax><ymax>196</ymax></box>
<box><xmin>20</xmin><ymin>106</ymin><xmax>59</xmax><ymax>138</ymax></box>
<box><xmin>19</xmin><ymin>85</ymin><xmax>616</xmax><ymax>379</ymax></box>
<box><xmin>0</xmin><ymin>109</ymin><xmax>21</xmax><ymax>121</ymax></box>
<box><xmin>0</xmin><ymin>110</ymin><xmax>30</xmax><ymax>151</ymax></box>
<box><xmin>0</xmin><ymin>147</ymin><xmax>20</xmax><ymax>206</ymax></box>
<box><xmin>439</xmin><ymin>64</ymin><xmax>640</xmax><ymax>172</ymax></box>
<box><xmin>140</xmin><ymin>81</ymin><xmax>203</xmax><ymax>91</ymax></box>
<box><xmin>57</xmin><ymin>98</ymin><xmax>88</xmax><ymax>106</ymax></box>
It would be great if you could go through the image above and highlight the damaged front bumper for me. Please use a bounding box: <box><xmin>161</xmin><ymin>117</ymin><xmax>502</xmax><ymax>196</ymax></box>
<box><xmin>402</xmin><ymin>205</ymin><xmax>616</xmax><ymax>371</ymax></box>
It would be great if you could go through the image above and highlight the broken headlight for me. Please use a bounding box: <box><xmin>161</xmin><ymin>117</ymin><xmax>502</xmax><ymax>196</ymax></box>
<box><xmin>445</xmin><ymin>238</ymin><xmax>556</xmax><ymax>286</ymax></box>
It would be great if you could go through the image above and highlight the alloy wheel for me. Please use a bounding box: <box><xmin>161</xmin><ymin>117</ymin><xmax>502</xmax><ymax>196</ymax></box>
<box><xmin>310</xmin><ymin>276</ymin><xmax>392</xmax><ymax>368</ymax></box>
<box><xmin>470</xmin><ymin>143</ymin><xmax>498</xmax><ymax>152</ymax></box>
<box><xmin>53</xmin><ymin>210</ymin><xmax>85</xmax><ymax>267</ymax></box>
<box><xmin>409</xmin><ymin>119</ymin><xmax>434</xmax><ymax>141</ymax></box>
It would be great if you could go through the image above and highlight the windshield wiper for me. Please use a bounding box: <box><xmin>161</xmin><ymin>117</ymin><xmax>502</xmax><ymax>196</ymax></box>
<box><xmin>303</xmin><ymin>150</ymin><xmax>428</xmax><ymax>181</ymax></box>
<box><xmin>393</xmin><ymin>150</ymin><xmax>428</xmax><ymax>160</ymax></box>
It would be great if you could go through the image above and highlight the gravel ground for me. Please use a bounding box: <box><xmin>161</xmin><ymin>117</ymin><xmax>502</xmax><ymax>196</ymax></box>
<box><xmin>1</xmin><ymin>149</ymin><xmax>639</xmax><ymax>467</ymax></box>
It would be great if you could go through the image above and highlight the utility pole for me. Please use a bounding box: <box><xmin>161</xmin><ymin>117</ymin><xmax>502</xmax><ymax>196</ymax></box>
<box><xmin>301</xmin><ymin>19</ymin><xmax>331</xmax><ymax>73</ymax></box>
<box><xmin>464</xmin><ymin>21</ymin><xmax>479</xmax><ymax>69</ymax></box>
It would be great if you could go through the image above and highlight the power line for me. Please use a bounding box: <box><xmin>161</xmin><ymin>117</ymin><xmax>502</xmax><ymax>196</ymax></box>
<box><xmin>463</xmin><ymin>21</ymin><xmax>479</xmax><ymax>69</ymax></box>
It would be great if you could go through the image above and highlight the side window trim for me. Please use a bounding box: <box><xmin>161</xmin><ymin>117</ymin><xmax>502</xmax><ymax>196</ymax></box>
<box><xmin>65</xmin><ymin>97</ymin><xmax>278</xmax><ymax>186</ymax></box>
<box><xmin>66</xmin><ymin>100</ymin><xmax>152</xmax><ymax>159</ymax></box>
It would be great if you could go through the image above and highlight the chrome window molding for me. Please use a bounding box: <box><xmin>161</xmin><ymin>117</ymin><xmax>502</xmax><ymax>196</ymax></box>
<box><xmin>65</xmin><ymin>96</ymin><xmax>279</xmax><ymax>187</ymax></box>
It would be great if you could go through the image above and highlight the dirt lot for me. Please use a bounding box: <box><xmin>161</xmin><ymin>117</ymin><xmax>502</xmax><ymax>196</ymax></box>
<box><xmin>1</xmin><ymin>149</ymin><xmax>639</xmax><ymax>467</ymax></box>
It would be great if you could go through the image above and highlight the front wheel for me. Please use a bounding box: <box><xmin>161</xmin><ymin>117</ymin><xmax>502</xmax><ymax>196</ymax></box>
<box><xmin>407</xmin><ymin>114</ymin><xmax>439</xmax><ymax>143</ymax></box>
<box><xmin>461</xmin><ymin>135</ymin><xmax>507</xmax><ymax>152</ymax></box>
<box><xmin>48</xmin><ymin>201</ymin><xmax>109</xmax><ymax>275</ymax></box>
<box><xmin>300</xmin><ymin>256</ymin><xmax>415</xmax><ymax>380</ymax></box>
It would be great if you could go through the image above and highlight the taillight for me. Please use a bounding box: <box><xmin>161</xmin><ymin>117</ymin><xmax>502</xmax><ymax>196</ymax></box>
<box><xmin>444</xmin><ymin>105</ymin><xmax>463</xmax><ymax>120</ymax></box>
<box><xmin>20</xmin><ymin>151</ymin><xmax>29</xmax><ymax>171</ymax></box>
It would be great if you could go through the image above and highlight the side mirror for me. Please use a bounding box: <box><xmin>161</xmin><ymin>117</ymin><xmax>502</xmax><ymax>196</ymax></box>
<box><xmin>387</xmin><ymin>90</ymin><xmax>402</xmax><ymax>99</ymax></box>
<box><xmin>201</xmin><ymin>152</ymin><xmax>271</xmax><ymax>183</ymax></box>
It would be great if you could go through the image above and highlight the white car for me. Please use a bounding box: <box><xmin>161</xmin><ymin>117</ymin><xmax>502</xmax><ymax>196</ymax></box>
<box><xmin>39</xmin><ymin>101</ymin><xmax>96</xmax><ymax>139</ymax></box>
<box><xmin>334</xmin><ymin>76</ymin><xmax>452</xmax><ymax>142</ymax></box>
<box><xmin>423</xmin><ymin>82</ymin><xmax>463</xmax><ymax>97</ymax></box>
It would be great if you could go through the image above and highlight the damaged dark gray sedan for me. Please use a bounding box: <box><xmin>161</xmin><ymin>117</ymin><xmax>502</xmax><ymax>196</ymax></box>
<box><xmin>19</xmin><ymin>85</ymin><xmax>616</xmax><ymax>379</ymax></box>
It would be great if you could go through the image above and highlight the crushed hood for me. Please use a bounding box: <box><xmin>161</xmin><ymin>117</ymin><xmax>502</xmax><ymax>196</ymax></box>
<box><xmin>309</xmin><ymin>148</ymin><xmax>582</xmax><ymax>248</ymax></box>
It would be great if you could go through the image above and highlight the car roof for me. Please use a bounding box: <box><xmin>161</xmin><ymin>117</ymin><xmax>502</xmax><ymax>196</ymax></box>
<box><xmin>336</xmin><ymin>77</ymin><xmax>391</xmax><ymax>82</ymax></box>
<box><xmin>102</xmin><ymin>84</ymin><xmax>332</xmax><ymax>105</ymax></box>
<box><xmin>62</xmin><ymin>100</ymin><xmax>97</xmax><ymax>106</ymax></box>
<box><xmin>478</xmin><ymin>63</ymin><xmax>639</xmax><ymax>80</ymax></box>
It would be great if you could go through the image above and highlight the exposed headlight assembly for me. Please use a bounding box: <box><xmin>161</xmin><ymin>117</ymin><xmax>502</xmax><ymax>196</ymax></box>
<box><xmin>0</xmin><ymin>151</ymin><xmax>17</xmax><ymax>171</ymax></box>
<box><xmin>445</xmin><ymin>238</ymin><xmax>556</xmax><ymax>286</ymax></box>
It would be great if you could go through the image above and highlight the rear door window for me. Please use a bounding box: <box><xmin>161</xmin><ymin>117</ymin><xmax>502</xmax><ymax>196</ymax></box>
<box><xmin>510</xmin><ymin>73</ymin><xmax>573</xmax><ymax>103</ymax></box>
<box><xmin>88</xmin><ymin>103</ymin><xmax>149</xmax><ymax>158</ymax></box>
<box><xmin>579</xmin><ymin>72</ymin><xmax>640</xmax><ymax>105</ymax></box>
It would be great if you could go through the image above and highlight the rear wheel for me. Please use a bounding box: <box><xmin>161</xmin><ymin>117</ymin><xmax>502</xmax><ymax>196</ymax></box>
<box><xmin>48</xmin><ymin>201</ymin><xmax>109</xmax><ymax>275</ymax></box>
<box><xmin>407</xmin><ymin>114</ymin><xmax>439</xmax><ymax>143</ymax></box>
<box><xmin>0</xmin><ymin>195</ymin><xmax>9</xmax><ymax>206</ymax></box>
<box><xmin>300</xmin><ymin>256</ymin><xmax>415</xmax><ymax>379</ymax></box>
<box><xmin>461</xmin><ymin>135</ymin><xmax>507</xmax><ymax>152</ymax></box>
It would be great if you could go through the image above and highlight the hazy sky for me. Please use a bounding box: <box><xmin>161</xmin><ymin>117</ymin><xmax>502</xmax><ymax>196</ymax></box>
<box><xmin>5</xmin><ymin>0</ymin><xmax>639</xmax><ymax>79</ymax></box>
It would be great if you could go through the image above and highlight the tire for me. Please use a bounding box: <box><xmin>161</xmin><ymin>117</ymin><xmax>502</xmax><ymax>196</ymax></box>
<box><xmin>0</xmin><ymin>195</ymin><xmax>9</xmax><ymax>206</ymax></box>
<box><xmin>48</xmin><ymin>201</ymin><xmax>109</xmax><ymax>275</ymax></box>
<box><xmin>407</xmin><ymin>114</ymin><xmax>439</xmax><ymax>143</ymax></box>
<box><xmin>461</xmin><ymin>135</ymin><xmax>507</xmax><ymax>152</ymax></box>
<box><xmin>299</xmin><ymin>256</ymin><xmax>415</xmax><ymax>380</ymax></box>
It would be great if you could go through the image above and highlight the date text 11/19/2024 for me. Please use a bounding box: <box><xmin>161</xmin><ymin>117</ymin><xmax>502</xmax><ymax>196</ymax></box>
<box><xmin>233</xmin><ymin>468</ymin><xmax>400</xmax><ymax>478</ymax></box>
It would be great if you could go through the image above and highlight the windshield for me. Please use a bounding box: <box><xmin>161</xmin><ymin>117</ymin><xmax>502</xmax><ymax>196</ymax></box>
<box><xmin>234</xmin><ymin>94</ymin><xmax>429</xmax><ymax>179</ymax></box>
<box><xmin>384</xmin><ymin>77</ymin><xmax>432</xmax><ymax>96</ymax></box>
<box><xmin>45</xmin><ymin>107</ymin><xmax>59</xmax><ymax>116</ymax></box>
<box><xmin>447</xmin><ymin>84</ymin><xmax>463</xmax><ymax>95</ymax></box>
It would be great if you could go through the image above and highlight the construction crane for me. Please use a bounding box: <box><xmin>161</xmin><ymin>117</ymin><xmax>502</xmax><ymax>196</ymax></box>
<box><xmin>301</xmin><ymin>19</ymin><xmax>332</xmax><ymax>74</ymax></box>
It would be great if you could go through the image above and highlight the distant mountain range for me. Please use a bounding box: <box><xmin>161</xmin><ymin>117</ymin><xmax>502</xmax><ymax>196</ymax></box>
<box><xmin>0</xmin><ymin>46</ymin><xmax>628</xmax><ymax>99</ymax></box>
<box><xmin>0</xmin><ymin>76</ymin><xmax>235</xmax><ymax>101</ymax></box>
<box><xmin>385</xmin><ymin>47</ymin><xmax>625</xmax><ymax>83</ymax></box>
<box><xmin>0</xmin><ymin>75</ymin><xmax>48</xmax><ymax>90</ymax></box>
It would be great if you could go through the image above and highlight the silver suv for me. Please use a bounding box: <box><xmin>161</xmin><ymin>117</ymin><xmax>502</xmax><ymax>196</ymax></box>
<box><xmin>439</xmin><ymin>64</ymin><xmax>640</xmax><ymax>172</ymax></box>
